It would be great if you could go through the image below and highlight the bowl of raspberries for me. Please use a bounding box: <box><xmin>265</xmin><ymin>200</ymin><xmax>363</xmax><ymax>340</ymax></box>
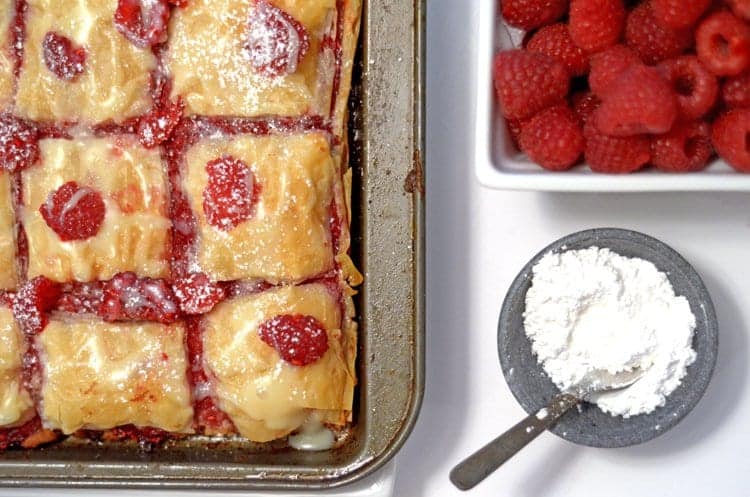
<box><xmin>475</xmin><ymin>0</ymin><xmax>750</xmax><ymax>191</ymax></box>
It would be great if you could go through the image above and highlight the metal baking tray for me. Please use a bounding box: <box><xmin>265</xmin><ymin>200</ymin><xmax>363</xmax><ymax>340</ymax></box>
<box><xmin>0</xmin><ymin>0</ymin><xmax>425</xmax><ymax>490</ymax></box>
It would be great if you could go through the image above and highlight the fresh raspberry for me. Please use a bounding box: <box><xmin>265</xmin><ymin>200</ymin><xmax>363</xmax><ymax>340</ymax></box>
<box><xmin>571</xmin><ymin>91</ymin><xmax>601</xmax><ymax>127</ymax></box>
<box><xmin>712</xmin><ymin>108</ymin><xmax>750</xmax><ymax>171</ymax></box>
<box><xmin>138</xmin><ymin>98</ymin><xmax>184</xmax><ymax>148</ymax></box>
<box><xmin>569</xmin><ymin>0</ymin><xmax>626</xmax><ymax>53</ymax></box>
<box><xmin>245</xmin><ymin>0</ymin><xmax>310</xmax><ymax>78</ymax></box>
<box><xmin>505</xmin><ymin>118</ymin><xmax>528</xmax><ymax>147</ymax></box>
<box><xmin>499</xmin><ymin>0</ymin><xmax>568</xmax><ymax>31</ymax></box>
<box><xmin>172</xmin><ymin>273</ymin><xmax>226</xmax><ymax>315</ymax></box>
<box><xmin>13</xmin><ymin>277</ymin><xmax>62</xmax><ymax>335</ymax></box>
<box><xmin>519</xmin><ymin>105</ymin><xmax>584</xmax><ymax>170</ymax></box>
<box><xmin>0</xmin><ymin>114</ymin><xmax>39</xmax><ymax>172</ymax></box>
<box><xmin>722</xmin><ymin>72</ymin><xmax>750</xmax><ymax>107</ymax></box>
<box><xmin>728</xmin><ymin>0</ymin><xmax>750</xmax><ymax>20</ymax></box>
<box><xmin>42</xmin><ymin>32</ymin><xmax>86</xmax><ymax>81</ymax></box>
<box><xmin>652</xmin><ymin>121</ymin><xmax>713</xmax><ymax>172</ymax></box>
<box><xmin>258</xmin><ymin>314</ymin><xmax>329</xmax><ymax>366</ymax></box>
<box><xmin>595</xmin><ymin>65</ymin><xmax>677</xmax><ymax>136</ymax></box>
<box><xmin>588</xmin><ymin>45</ymin><xmax>642</xmax><ymax>97</ymax></box>
<box><xmin>114</xmin><ymin>0</ymin><xmax>170</xmax><ymax>49</ymax></box>
<box><xmin>696</xmin><ymin>11</ymin><xmax>750</xmax><ymax>76</ymax></box>
<box><xmin>658</xmin><ymin>56</ymin><xmax>718</xmax><ymax>120</ymax></box>
<box><xmin>98</xmin><ymin>272</ymin><xmax>179</xmax><ymax>324</ymax></box>
<box><xmin>40</xmin><ymin>182</ymin><xmax>106</xmax><ymax>242</ymax></box>
<box><xmin>203</xmin><ymin>155</ymin><xmax>258</xmax><ymax>231</ymax></box>
<box><xmin>527</xmin><ymin>23</ymin><xmax>590</xmax><ymax>76</ymax></box>
<box><xmin>493</xmin><ymin>50</ymin><xmax>569</xmax><ymax>120</ymax></box>
<box><xmin>583</xmin><ymin>120</ymin><xmax>652</xmax><ymax>173</ymax></box>
<box><xmin>168</xmin><ymin>0</ymin><xmax>188</xmax><ymax>6</ymax></box>
<box><xmin>625</xmin><ymin>3</ymin><xmax>693</xmax><ymax>64</ymax></box>
<box><xmin>651</xmin><ymin>0</ymin><xmax>711</xmax><ymax>29</ymax></box>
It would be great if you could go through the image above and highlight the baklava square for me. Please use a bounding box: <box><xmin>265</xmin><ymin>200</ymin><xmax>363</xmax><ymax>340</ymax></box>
<box><xmin>167</xmin><ymin>0</ymin><xmax>336</xmax><ymax>117</ymax></box>
<box><xmin>182</xmin><ymin>132</ymin><xmax>336</xmax><ymax>283</ymax></box>
<box><xmin>0</xmin><ymin>2</ymin><xmax>14</xmax><ymax>112</ymax></box>
<box><xmin>202</xmin><ymin>283</ymin><xmax>355</xmax><ymax>442</ymax></box>
<box><xmin>0</xmin><ymin>307</ymin><xmax>34</xmax><ymax>428</ymax></box>
<box><xmin>21</xmin><ymin>136</ymin><xmax>171</xmax><ymax>283</ymax></box>
<box><xmin>0</xmin><ymin>172</ymin><xmax>17</xmax><ymax>290</ymax></box>
<box><xmin>38</xmin><ymin>318</ymin><xmax>192</xmax><ymax>434</ymax></box>
<box><xmin>15</xmin><ymin>0</ymin><xmax>156</xmax><ymax>124</ymax></box>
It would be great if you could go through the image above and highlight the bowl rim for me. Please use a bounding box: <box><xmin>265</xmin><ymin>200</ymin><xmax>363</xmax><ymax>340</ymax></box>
<box><xmin>497</xmin><ymin>228</ymin><xmax>719</xmax><ymax>447</ymax></box>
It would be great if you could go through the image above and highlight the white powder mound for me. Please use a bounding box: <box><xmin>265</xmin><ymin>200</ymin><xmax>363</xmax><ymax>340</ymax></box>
<box><xmin>523</xmin><ymin>247</ymin><xmax>697</xmax><ymax>418</ymax></box>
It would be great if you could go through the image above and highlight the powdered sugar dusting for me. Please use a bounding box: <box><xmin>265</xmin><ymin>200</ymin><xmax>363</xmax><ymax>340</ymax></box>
<box><xmin>524</xmin><ymin>247</ymin><xmax>697</xmax><ymax>418</ymax></box>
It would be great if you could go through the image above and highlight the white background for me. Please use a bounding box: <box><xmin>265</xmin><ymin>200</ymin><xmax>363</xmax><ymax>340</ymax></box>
<box><xmin>391</xmin><ymin>0</ymin><xmax>750</xmax><ymax>496</ymax></box>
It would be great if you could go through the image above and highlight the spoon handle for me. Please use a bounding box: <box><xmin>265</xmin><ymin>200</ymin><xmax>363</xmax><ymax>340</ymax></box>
<box><xmin>449</xmin><ymin>393</ymin><xmax>579</xmax><ymax>491</ymax></box>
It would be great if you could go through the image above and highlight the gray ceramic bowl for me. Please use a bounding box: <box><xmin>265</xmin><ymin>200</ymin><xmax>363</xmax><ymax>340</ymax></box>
<box><xmin>498</xmin><ymin>228</ymin><xmax>718</xmax><ymax>448</ymax></box>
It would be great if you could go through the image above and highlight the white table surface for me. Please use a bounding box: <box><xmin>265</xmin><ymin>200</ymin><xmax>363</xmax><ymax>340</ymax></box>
<box><xmin>392</xmin><ymin>1</ymin><xmax>750</xmax><ymax>496</ymax></box>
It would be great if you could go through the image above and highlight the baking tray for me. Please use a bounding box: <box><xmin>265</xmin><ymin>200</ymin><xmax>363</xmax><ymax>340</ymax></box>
<box><xmin>0</xmin><ymin>0</ymin><xmax>425</xmax><ymax>490</ymax></box>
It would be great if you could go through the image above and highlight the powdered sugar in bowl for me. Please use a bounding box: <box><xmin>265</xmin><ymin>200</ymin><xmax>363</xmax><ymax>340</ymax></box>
<box><xmin>498</xmin><ymin>228</ymin><xmax>718</xmax><ymax>448</ymax></box>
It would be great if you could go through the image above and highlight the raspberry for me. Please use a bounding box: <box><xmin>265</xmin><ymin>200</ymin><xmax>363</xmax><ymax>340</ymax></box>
<box><xmin>98</xmin><ymin>272</ymin><xmax>179</xmax><ymax>324</ymax></box>
<box><xmin>651</xmin><ymin>0</ymin><xmax>711</xmax><ymax>29</ymax></box>
<box><xmin>203</xmin><ymin>155</ymin><xmax>258</xmax><ymax>231</ymax></box>
<box><xmin>519</xmin><ymin>105</ymin><xmax>584</xmax><ymax>170</ymax></box>
<box><xmin>245</xmin><ymin>0</ymin><xmax>310</xmax><ymax>78</ymax></box>
<box><xmin>571</xmin><ymin>91</ymin><xmax>601</xmax><ymax>127</ymax></box>
<box><xmin>722</xmin><ymin>72</ymin><xmax>750</xmax><ymax>108</ymax></box>
<box><xmin>114</xmin><ymin>0</ymin><xmax>170</xmax><ymax>49</ymax></box>
<box><xmin>172</xmin><ymin>273</ymin><xmax>225</xmax><ymax>315</ymax></box>
<box><xmin>493</xmin><ymin>50</ymin><xmax>569</xmax><ymax>120</ymax></box>
<box><xmin>652</xmin><ymin>121</ymin><xmax>713</xmax><ymax>172</ymax></box>
<box><xmin>13</xmin><ymin>277</ymin><xmax>62</xmax><ymax>335</ymax></box>
<box><xmin>728</xmin><ymin>0</ymin><xmax>750</xmax><ymax>20</ymax></box>
<box><xmin>138</xmin><ymin>98</ymin><xmax>184</xmax><ymax>149</ymax></box>
<box><xmin>712</xmin><ymin>109</ymin><xmax>750</xmax><ymax>171</ymax></box>
<box><xmin>0</xmin><ymin>114</ymin><xmax>39</xmax><ymax>172</ymax></box>
<box><xmin>595</xmin><ymin>65</ymin><xmax>677</xmax><ymax>136</ymax></box>
<box><xmin>505</xmin><ymin>118</ymin><xmax>528</xmax><ymax>147</ymax></box>
<box><xmin>569</xmin><ymin>0</ymin><xmax>626</xmax><ymax>53</ymax></box>
<box><xmin>696</xmin><ymin>11</ymin><xmax>750</xmax><ymax>76</ymax></box>
<box><xmin>168</xmin><ymin>0</ymin><xmax>188</xmax><ymax>6</ymax></box>
<box><xmin>499</xmin><ymin>0</ymin><xmax>568</xmax><ymax>31</ymax></box>
<box><xmin>588</xmin><ymin>45</ymin><xmax>642</xmax><ymax>97</ymax></box>
<box><xmin>583</xmin><ymin>121</ymin><xmax>652</xmax><ymax>173</ymax></box>
<box><xmin>527</xmin><ymin>23</ymin><xmax>590</xmax><ymax>76</ymax></box>
<box><xmin>42</xmin><ymin>32</ymin><xmax>86</xmax><ymax>81</ymax></box>
<box><xmin>658</xmin><ymin>56</ymin><xmax>718</xmax><ymax>120</ymax></box>
<box><xmin>258</xmin><ymin>314</ymin><xmax>329</xmax><ymax>366</ymax></box>
<box><xmin>40</xmin><ymin>182</ymin><xmax>106</xmax><ymax>242</ymax></box>
<box><xmin>625</xmin><ymin>3</ymin><xmax>693</xmax><ymax>64</ymax></box>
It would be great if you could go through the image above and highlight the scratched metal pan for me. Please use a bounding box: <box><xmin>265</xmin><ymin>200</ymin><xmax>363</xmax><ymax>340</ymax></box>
<box><xmin>0</xmin><ymin>0</ymin><xmax>425</xmax><ymax>490</ymax></box>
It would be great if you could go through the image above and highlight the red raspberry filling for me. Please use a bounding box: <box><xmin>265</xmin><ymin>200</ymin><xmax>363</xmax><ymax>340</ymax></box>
<box><xmin>258</xmin><ymin>314</ymin><xmax>329</xmax><ymax>366</ymax></box>
<box><xmin>114</xmin><ymin>0</ymin><xmax>170</xmax><ymax>49</ymax></box>
<box><xmin>0</xmin><ymin>114</ymin><xmax>39</xmax><ymax>173</ymax></box>
<box><xmin>98</xmin><ymin>272</ymin><xmax>179</xmax><ymax>324</ymax></box>
<box><xmin>40</xmin><ymin>182</ymin><xmax>106</xmax><ymax>242</ymax></box>
<box><xmin>172</xmin><ymin>273</ymin><xmax>226</xmax><ymax>315</ymax></box>
<box><xmin>138</xmin><ymin>98</ymin><xmax>184</xmax><ymax>149</ymax></box>
<box><xmin>245</xmin><ymin>0</ymin><xmax>310</xmax><ymax>78</ymax></box>
<box><xmin>13</xmin><ymin>277</ymin><xmax>62</xmax><ymax>335</ymax></box>
<box><xmin>42</xmin><ymin>32</ymin><xmax>86</xmax><ymax>81</ymax></box>
<box><xmin>203</xmin><ymin>155</ymin><xmax>258</xmax><ymax>231</ymax></box>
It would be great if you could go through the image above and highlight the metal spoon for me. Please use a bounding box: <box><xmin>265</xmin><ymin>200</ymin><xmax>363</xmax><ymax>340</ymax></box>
<box><xmin>449</xmin><ymin>367</ymin><xmax>645</xmax><ymax>491</ymax></box>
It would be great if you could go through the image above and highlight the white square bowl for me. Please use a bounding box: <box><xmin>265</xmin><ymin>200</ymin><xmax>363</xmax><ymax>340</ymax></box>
<box><xmin>474</xmin><ymin>0</ymin><xmax>750</xmax><ymax>192</ymax></box>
